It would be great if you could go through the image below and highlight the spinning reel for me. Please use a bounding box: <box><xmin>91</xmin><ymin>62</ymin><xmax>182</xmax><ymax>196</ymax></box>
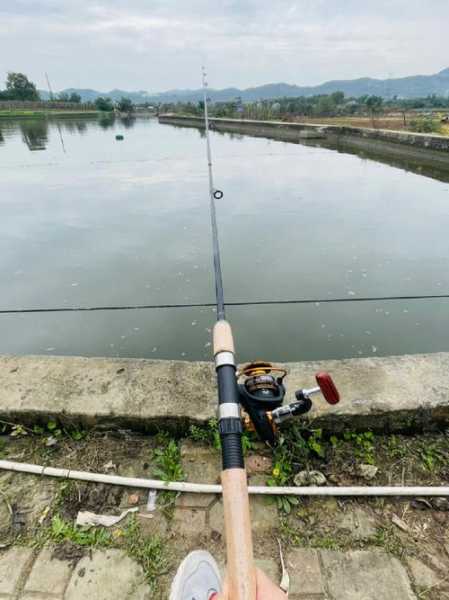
<box><xmin>237</xmin><ymin>361</ymin><xmax>340</xmax><ymax>446</ymax></box>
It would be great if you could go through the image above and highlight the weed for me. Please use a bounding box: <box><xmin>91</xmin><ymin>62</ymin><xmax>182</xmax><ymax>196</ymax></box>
<box><xmin>342</xmin><ymin>431</ymin><xmax>376</xmax><ymax>464</ymax></box>
<box><xmin>385</xmin><ymin>435</ymin><xmax>408</xmax><ymax>460</ymax></box>
<box><xmin>123</xmin><ymin>515</ymin><xmax>169</xmax><ymax>593</ymax></box>
<box><xmin>417</xmin><ymin>443</ymin><xmax>444</xmax><ymax>472</ymax></box>
<box><xmin>152</xmin><ymin>435</ymin><xmax>184</xmax><ymax>517</ymax></box>
<box><xmin>189</xmin><ymin>418</ymin><xmax>254</xmax><ymax>454</ymax></box>
<box><xmin>152</xmin><ymin>438</ymin><xmax>184</xmax><ymax>483</ymax></box>
<box><xmin>267</xmin><ymin>436</ymin><xmax>299</xmax><ymax>514</ymax></box>
<box><xmin>49</xmin><ymin>514</ymin><xmax>111</xmax><ymax>547</ymax></box>
<box><xmin>409</xmin><ymin>118</ymin><xmax>441</xmax><ymax>134</ymax></box>
<box><xmin>373</xmin><ymin>526</ymin><xmax>404</xmax><ymax>556</ymax></box>
<box><xmin>310</xmin><ymin>535</ymin><xmax>341</xmax><ymax>550</ymax></box>
<box><xmin>189</xmin><ymin>418</ymin><xmax>221</xmax><ymax>450</ymax></box>
<box><xmin>307</xmin><ymin>429</ymin><xmax>326</xmax><ymax>458</ymax></box>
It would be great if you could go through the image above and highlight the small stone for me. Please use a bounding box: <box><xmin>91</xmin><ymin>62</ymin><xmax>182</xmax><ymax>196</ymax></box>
<box><xmin>294</xmin><ymin>470</ymin><xmax>327</xmax><ymax>486</ymax></box>
<box><xmin>407</xmin><ymin>557</ymin><xmax>441</xmax><ymax>589</ymax></box>
<box><xmin>433</xmin><ymin>511</ymin><xmax>447</xmax><ymax>525</ymax></box>
<box><xmin>356</xmin><ymin>464</ymin><xmax>379</xmax><ymax>480</ymax></box>
<box><xmin>431</xmin><ymin>497</ymin><xmax>449</xmax><ymax>511</ymax></box>
<box><xmin>127</xmin><ymin>493</ymin><xmax>140</xmax><ymax>505</ymax></box>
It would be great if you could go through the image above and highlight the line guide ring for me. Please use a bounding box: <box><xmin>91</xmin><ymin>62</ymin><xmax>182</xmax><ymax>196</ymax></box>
<box><xmin>213</xmin><ymin>189</ymin><xmax>224</xmax><ymax>200</ymax></box>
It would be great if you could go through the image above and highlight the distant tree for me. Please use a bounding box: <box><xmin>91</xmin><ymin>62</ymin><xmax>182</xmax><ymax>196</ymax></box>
<box><xmin>69</xmin><ymin>92</ymin><xmax>81</xmax><ymax>103</ymax></box>
<box><xmin>365</xmin><ymin>95</ymin><xmax>384</xmax><ymax>126</ymax></box>
<box><xmin>95</xmin><ymin>96</ymin><xmax>114</xmax><ymax>112</ymax></box>
<box><xmin>314</xmin><ymin>95</ymin><xmax>337</xmax><ymax>116</ymax></box>
<box><xmin>330</xmin><ymin>91</ymin><xmax>345</xmax><ymax>105</ymax></box>
<box><xmin>5</xmin><ymin>72</ymin><xmax>39</xmax><ymax>101</ymax></box>
<box><xmin>58</xmin><ymin>92</ymin><xmax>70</xmax><ymax>102</ymax></box>
<box><xmin>117</xmin><ymin>97</ymin><xmax>134</xmax><ymax>113</ymax></box>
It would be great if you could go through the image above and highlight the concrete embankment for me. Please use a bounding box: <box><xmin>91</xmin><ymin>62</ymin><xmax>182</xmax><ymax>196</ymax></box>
<box><xmin>1</xmin><ymin>352</ymin><xmax>448</xmax><ymax>433</ymax></box>
<box><xmin>158</xmin><ymin>114</ymin><xmax>449</xmax><ymax>172</ymax></box>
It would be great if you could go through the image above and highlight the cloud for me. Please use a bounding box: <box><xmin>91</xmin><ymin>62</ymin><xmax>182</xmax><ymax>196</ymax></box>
<box><xmin>0</xmin><ymin>0</ymin><xmax>447</xmax><ymax>91</ymax></box>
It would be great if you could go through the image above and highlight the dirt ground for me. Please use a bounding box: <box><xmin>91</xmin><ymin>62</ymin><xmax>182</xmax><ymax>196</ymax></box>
<box><xmin>289</xmin><ymin>114</ymin><xmax>449</xmax><ymax>136</ymax></box>
<box><xmin>0</xmin><ymin>425</ymin><xmax>448</xmax><ymax>598</ymax></box>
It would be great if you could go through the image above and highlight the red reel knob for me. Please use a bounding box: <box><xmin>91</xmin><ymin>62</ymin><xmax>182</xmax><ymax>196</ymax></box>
<box><xmin>315</xmin><ymin>372</ymin><xmax>340</xmax><ymax>404</ymax></box>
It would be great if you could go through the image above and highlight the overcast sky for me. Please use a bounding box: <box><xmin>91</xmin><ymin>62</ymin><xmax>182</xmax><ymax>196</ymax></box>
<box><xmin>1</xmin><ymin>0</ymin><xmax>448</xmax><ymax>93</ymax></box>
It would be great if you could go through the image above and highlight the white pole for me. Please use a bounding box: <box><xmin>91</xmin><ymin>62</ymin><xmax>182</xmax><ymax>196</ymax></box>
<box><xmin>1</xmin><ymin>459</ymin><xmax>448</xmax><ymax>497</ymax></box>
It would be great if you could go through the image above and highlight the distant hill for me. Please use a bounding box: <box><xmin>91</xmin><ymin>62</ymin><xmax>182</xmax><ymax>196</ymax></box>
<box><xmin>39</xmin><ymin>67</ymin><xmax>449</xmax><ymax>104</ymax></box>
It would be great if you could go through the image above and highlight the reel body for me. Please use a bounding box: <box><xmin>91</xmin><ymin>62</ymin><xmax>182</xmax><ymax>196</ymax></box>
<box><xmin>236</xmin><ymin>361</ymin><xmax>340</xmax><ymax>446</ymax></box>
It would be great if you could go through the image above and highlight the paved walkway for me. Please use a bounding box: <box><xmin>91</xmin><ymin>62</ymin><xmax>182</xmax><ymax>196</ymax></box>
<box><xmin>2</xmin><ymin>544</ymin><xmax>441</xmax><ymax>599</ymax></box>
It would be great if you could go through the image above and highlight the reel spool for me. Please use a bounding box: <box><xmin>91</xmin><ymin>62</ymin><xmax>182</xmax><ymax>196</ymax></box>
<box><xmin>237</xmin><ymin>361</ymin><xmax>340</xmax><ymax>446</ymax></box>
<box><xmin>237</xmin><ymin>362</ymin><xmax>287</xmax><ymax>446</ymax></box>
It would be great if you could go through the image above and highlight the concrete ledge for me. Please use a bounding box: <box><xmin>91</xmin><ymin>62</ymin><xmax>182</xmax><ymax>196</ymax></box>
<box><xmin>158</xmin><ymin>115</ymin><xmax>449</xmax><ymax>176</ymax></box>
<box><xmin>1</xmin><ymin>353</ymin><xmax>448</xmax><ymax>434</ymax></box>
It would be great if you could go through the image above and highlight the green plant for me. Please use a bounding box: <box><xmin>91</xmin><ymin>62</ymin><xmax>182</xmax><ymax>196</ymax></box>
<box><xmin>123</xmin><ymin>516</ymin><xmax>169</xmax><ymax>592</ymax></box>
<box><xmin>267</xmin><ymin>436</ymin><xmax>299</xmax><ymax>514</ymax></box>
<box><xmin>10</xmin><ymin>424</ymin><xmax>28</xmax><ymax>437</ymax></box>
<box><xmin>385</xmin><ymin>435</ymin><xmax>407</xmax><ymax>460</ymax></box>
<box><xmin>152</xmin><ymin>436</ymin><xmax>184</xmax><ymax>516</ymax></box>
<box><xmin>343</xmin><ymin>431</ymin><xmax>376</xmax><ymax>464</ymax></box>
<box><xmin>152</xmin><ymin>438</ymin><xmax>184</xmax><ymax>483</ymax></box>
<box><xmin>409</xmin><ymin>117</ymin><xmax>441</xmax><ymax>134</ymax></box>
<box><xmin>417</xmin><ymin>443</ymin><xmax>443</xmax><ymax>472</ymax></box>
<box><xmin>49</xmin><ymin>514</ymin><xmax>111</xmax><ymax>547</ymax></box>
<box><xmin>373</xmin><ymin>526</ymin><xmax>403</xmax><ymax>555</ymax></box>
<box><xmin>189</xmin><ymin>419</ymin><xmax>221</xmax><ymax>450</ymax></box>
<box><xmin>307</xmin><ymin>429</ymin><xmax>326</xmax><ymax>458</ymax></box>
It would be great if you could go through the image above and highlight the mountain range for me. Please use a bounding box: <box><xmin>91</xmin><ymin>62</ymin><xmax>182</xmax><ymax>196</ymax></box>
<box><xmin>40</xmin><ymin>67</ymin><xmax>449</xmax><ymax>104</ymax></box>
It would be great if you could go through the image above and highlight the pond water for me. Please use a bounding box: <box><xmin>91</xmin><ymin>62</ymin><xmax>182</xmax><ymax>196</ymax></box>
<box><xmin>1</xmin><ymin>115</ymin><xmax>449</xmax><ymax>362</ymax></box>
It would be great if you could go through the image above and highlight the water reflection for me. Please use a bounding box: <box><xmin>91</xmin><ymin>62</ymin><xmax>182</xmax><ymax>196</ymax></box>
<box><xmin>20</xmin><ymin>120</ymin><xmax>48</xmax><ymax>151</ymax></box>
<box><xmin>0</xmin><ymin>114</ymin><xmax>140</xmax><ymax>151</ymax></box>
<box><xmin>1</xmin><ymin>116</ymin><xmax>449</xmax><ymax>360</ymax></box>
<box><xmin>98</xmin><ymin>114</ymin><xmax>116</xmax><ymax>129</ymax></box>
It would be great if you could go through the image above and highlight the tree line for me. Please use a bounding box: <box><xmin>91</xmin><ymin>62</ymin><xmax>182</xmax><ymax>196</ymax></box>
<box><xmin>160</xmin><ymin>91</ymin><xmax>449</xmax><ymax>120</ymax></box>
<box><xmin>0</xmin><ymin>72</ymin><xmax>134</xmax><ymax>113</ymax></box>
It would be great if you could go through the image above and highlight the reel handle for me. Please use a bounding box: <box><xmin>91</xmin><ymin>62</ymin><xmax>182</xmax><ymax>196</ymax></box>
<box><xmin>315</xmin><ymin>372</ymin><xmax>340</xmax><ymax>405</ymax></box>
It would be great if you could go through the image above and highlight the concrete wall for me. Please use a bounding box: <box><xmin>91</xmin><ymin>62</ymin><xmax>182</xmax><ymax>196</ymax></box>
<box><xmin>158</xmin><ymin>115</ymin><xmax>449</xmax><ymax>169</ymax></box>
<box><xmin>1</xmin><ymin>352</ymin><xmax>448</xmax><ymax>434</ymax></box>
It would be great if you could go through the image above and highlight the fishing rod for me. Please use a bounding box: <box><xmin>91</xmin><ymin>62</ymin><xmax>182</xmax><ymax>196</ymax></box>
<box><xmin>202</xmin><ymin>66</ymin><xmax>255</xmax><ymax>599</ymax></box>
<box><xmin>202</xmin><ymin>67</ymin><xmax>341</xmax><ymax>599</ymax></box>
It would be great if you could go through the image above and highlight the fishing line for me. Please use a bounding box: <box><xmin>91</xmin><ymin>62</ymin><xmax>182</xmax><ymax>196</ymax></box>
<box><xmin>1</xmin><ymin>293</ymin><xmax>449</xmax><ymax>315</ymax></box>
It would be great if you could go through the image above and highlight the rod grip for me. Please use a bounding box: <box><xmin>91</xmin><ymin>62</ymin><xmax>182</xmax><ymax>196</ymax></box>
<box><xmin>213</xmin><ymin>320</ymin><xmax>235</xmax><ymax>355</ymax></box>
<box><xmin>221</xmin><ymin>468</ymin><xmax>256</xmax><ymax>600</ymax></box>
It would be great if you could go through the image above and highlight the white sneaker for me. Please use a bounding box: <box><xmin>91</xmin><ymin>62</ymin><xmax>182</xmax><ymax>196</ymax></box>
<box><xmin>169</xmin><ymin>550</ymin><xmax>222</xmax><ymax>600</ymax></box>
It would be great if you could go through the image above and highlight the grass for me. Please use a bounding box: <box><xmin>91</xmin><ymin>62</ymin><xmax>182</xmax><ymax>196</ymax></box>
<box><xmin>189</xmin><ymin>418</ymin><xmax>255</xmax><ymax>454</ymax></box>
<box><xmin>0</xmin><ymin>109</ymin><xmax>98</xmax><ymax>119</ymax></box>
<box><xmin>48</xmin><ymin>514</ymin><xmax>112</xmax><ymax>547</ymax></box>
<box><xmin>122</xmin><ymin>515</ymin><xmax>169</xmax><ymax>593</ymax></box>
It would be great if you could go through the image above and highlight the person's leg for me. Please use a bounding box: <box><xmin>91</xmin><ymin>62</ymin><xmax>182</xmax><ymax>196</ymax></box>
<box><xmin>169</xmin><ymin>550</ymin><xmax>222</xmax><ymax>600</ymax></box>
